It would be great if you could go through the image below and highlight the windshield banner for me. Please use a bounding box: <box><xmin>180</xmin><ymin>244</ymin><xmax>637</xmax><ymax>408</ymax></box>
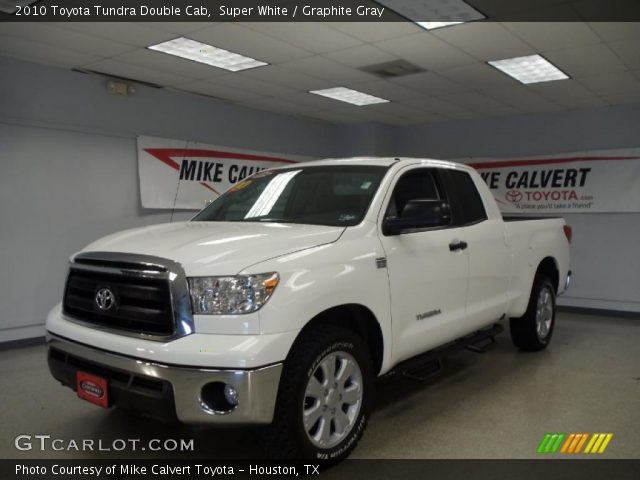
<box><xmin>463</xmin><ymin>148</ymin><xmax>640</xmax><ymax>213</ymax></box>
<box><xmin>137</xmin><ymin>135</ymin><xmax>308</xmax><ymax>209</ymax></box>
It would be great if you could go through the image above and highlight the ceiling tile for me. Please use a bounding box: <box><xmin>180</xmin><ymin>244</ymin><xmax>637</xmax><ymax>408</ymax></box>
<box><xmin>169</xmin><ymin>80</ymin><xmax>262</xmax><ymax>102</ymax></box>
<box><xmin>0</xmin><ymin>35</ymin><xmax>101</xmax><ymax>69</ymax></box>
<box><xmin>389</xmin><ymin>71</ymin><xmax>468</xmax><ymax>96</ymax></box>
<box><xmin>324</xmin><ymin>44</ymin><xmax>399</xmax><ymax>68</ymax></box>
<box><xmin>279</xmin><ymin>56</ymin><xmax>377</xmax><ymax>84</ymax></box>
<box><xmin>438</xmin><ymin>91</ymin><xmax>514</xmax><ymax>114</ymax></box>
<box><xmin>528</xmin><ymin>79</ymin><xmax>608</xmax><ymax>108</ymax></box>
<box><xmin>578</xmin><ymin>71</ymin><xmax>640</xmax><ymax>96</ymax></box>
<box><xmin>112</xmin><ymin>48</ymin><xmax>229</xmax><ymax>80</ymax></box>
<box><xmin>396</xmin><ymin>96</ymin><xmax>469</xmax><ymax>115</ymax></box>
<box><xmin>207</xmin><ymin>73</ymin><xmax>294</xmax><ymax>97</ymax></box>
<box><xmin>52</xmin><ymin>22</ymin><xmax>176</xmax><ymax>47</ymax></box>
<box><xmin>82</xmin><ymin>58</ymin><xmax>191</xmax><ymax>86</ymax></box>
<box><xmin>482</xmin><ymin>85</ymin><xmax>561</xmax><ymax>112</ymax></box>
<box><xmin>325</xmin><ymin>21</ymin><xmax>420</xmax><ymax>43</ymax></box>
<box><xmin>439</xmin><ymin>62</ymin><xmax>518</xmax><ymax>90</ymax></box>
<box><xmin>588</xmin><ymin>22</ymin><xmax>640</xmax><ymax>42</ymax></box>
<box><xmin>375</xmin><ymin>32</ymin><xmax>477</xmax><ymax>71</ymax></box>
<box><xmin>239</xmin><ymin>65</ymin><xmax>334</xmax><ymax>91</ymax></box>
<box><xmin>608</xmin><ymin>39</ymin><xmax>640</xmax><ymax>70</ymax></box>
<box><xmin>502</xmin><ymin>21</ymin><xmax>602</xmax><ymax>52</ymax></box>
<box><xmin>433</xmin><ymin>23</ymin><xmax>535</xmax><ymax>61</ymax></box>
<box><xmin>243</xmin><ymin>22</ymin><xmax>362</xmax><ymax>54</ymax></box>
<box><xmin>1</xmin><ymin>23</ymin><xmax>135</xmax><ymax>58</ymax></box>
<box><xmin>602</xmin><ymin>91</ymin><xmax>640</xmax><ymax>105</ymax></box>
<box><xmin>189</xmin><ymin>23</ymin><xmax>311</xmax><ymax>64</ymax></box>
<box><xmin>237</xmin><ymin>97</ymin><xmax>316</xmax><ymax>116</ymax></box>
<box><xmin>544</xmin><ymin>44</ymin><xmax>628</xmax><ymax>78</ymax></box>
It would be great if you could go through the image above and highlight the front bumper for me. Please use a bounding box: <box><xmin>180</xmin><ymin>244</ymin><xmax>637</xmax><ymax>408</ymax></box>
<box><xmin>47</xmin><ymin>333</ymin><xmax>282</xmax><ymax>425</ymax></box>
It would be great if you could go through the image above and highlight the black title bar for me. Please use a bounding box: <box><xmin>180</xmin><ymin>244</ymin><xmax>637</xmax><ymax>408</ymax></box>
<box><xmin>2</xmin><ymin>0</ymin><xmax>640</xmax><ymax>22</ymax></box>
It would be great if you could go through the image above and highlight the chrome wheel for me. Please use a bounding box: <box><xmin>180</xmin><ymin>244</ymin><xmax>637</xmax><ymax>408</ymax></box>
<box><xmin>302</xmin><ymin>351</ymin><xmax>363</xmax><ymax>449</ymax></box>
<box><xmin>535</xmin><ymin>286</ymin><xmax>554</xmax><ymax>340</ymax></box>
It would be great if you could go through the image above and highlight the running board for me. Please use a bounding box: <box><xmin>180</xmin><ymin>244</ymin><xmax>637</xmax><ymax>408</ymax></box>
<box><xmin>395</xmin><ymin>323</ymin><xmax>504</xmax><ymax>382</ymax></box>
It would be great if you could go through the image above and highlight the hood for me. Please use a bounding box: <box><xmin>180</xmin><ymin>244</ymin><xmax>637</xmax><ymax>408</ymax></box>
<box><xmin>81</xmin><ymin>221</ymin><xmax>344</xmax><ymax>276</ymax></box>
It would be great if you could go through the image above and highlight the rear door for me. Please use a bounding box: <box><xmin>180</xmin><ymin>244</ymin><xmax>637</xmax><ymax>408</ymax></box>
<box><xmin>378</xmin><ymin>166</ymin><xmax>470</xmax><ymax>363</ymax></box>
<box><xmin>440</xmin><ymin>169</ymin><xmax>510</xmax><ymax>330</ymax></box>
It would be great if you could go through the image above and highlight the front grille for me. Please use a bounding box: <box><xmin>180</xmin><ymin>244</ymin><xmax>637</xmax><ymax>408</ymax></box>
<box><xmin>63</xmin><ymin>268</ymin><xmax>174</xmax><ymax>336</ymax></box>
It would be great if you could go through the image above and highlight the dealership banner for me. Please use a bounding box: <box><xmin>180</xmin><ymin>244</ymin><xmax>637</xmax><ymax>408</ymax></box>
<box><xmin>137</xmin><ymin>135</ymin><xmax>307</xmax><ymax>209</ymax></box>
<box><xmin>464</xmin><ymin>149</ymin><xmax>640</xmax><ymax>213</ymax></box>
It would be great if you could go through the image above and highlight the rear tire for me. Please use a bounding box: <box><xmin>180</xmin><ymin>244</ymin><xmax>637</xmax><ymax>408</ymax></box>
<box><xmin>510</xmin><ymin>274</ymin><xmax>556</xmax><ymax>351</ymax></box>
<box><xmin>264</xmin><ymin>325</ymin><xmax>373</xmax><ymax>461</ymax></box>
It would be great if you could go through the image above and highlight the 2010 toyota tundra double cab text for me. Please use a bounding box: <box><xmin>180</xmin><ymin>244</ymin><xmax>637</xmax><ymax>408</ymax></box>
<box><xmin>47</xmin><ymin>158</ymin><xmax>571</xmax><ymax>460</ymax></box>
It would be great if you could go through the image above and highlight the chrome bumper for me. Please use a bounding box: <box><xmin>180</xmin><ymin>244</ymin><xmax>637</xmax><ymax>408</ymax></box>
<box><xmin>47</xmin><ymin>333</ymin><xmax>282</xmax><ymax>425</ymax></box>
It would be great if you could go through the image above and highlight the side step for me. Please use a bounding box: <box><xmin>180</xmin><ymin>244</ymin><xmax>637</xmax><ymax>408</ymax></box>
<box><xmin>396</xmin><ymin>323</ymin><xmax>504</xmax><ymax>382</ymax></box>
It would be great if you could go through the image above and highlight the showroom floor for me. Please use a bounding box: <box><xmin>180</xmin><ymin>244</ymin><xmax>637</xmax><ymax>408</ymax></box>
<box><xmin>0</xmin><ymin>311</ymin><xmax>638</xmax><ymax>460</ymax></box>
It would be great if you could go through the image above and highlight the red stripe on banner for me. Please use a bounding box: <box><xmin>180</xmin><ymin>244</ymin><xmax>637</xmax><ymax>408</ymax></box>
<box><xmin>468</xmin><ymin>156</ymin><xmax>640</xmax><ymax>169</ymax></box>
<box><xmin>143</xmin><ymin>147</ymin><xmax>297</xmax><ymax>197</ymax></box>
<box><xmin>144</xmin><ymin>148</ymin><xmax>297</xmax><ymax>164</ymax></box>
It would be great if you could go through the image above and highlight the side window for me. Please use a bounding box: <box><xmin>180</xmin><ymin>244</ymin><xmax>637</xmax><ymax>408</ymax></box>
<box><xmin>385</xmin><ymin>169</ymin><xmax>442</xmax><ymax>218</ymax></box>
<box><xmin>444</xmin><ymin>170</ymin><xmax>487</xmax><ymax>225</ymax></box>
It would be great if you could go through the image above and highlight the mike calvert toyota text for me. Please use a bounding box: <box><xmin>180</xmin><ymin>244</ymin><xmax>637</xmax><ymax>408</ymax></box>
<box><xmin>46</xmin><ymin>157</ymin><xmax>571</xmax><ymax>460</ymax></box>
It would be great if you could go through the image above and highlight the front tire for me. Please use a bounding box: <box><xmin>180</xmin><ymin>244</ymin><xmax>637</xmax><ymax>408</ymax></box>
<box><xmin>510</xmin><ymin>274</ymin><xmax>556</xmax><ymax>351</ymax></box>
<box><xmin>264</xmin><ymin>325</ymin><xmax>373</xmax><ymax>461</ymax></box>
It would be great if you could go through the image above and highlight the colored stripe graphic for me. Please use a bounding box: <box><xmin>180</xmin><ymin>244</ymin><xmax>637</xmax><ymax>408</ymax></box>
<box><xmin>539</xmin><ymin>433</ymin><xmax>613</xmax><ymax>454</ymax></box>
<box><xmin>585</xmin><ymin>433</ymin><xmax>614</xmax><ymax>454</ymax></box>
<box><xmin>537</xmin><ymin>433</ymin><xmax>565</xmax><ymax>453</ymax></box>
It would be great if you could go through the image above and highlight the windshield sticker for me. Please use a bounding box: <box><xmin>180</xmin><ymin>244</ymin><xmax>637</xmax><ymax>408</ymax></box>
<box><xmin>338</xmin><ymin>214</ymin><xmax>357</xmax><ymax>222</ymax></box>
<box><xmin>230</xmin><ymin>180</ymin><xmax>252</xmax><ymax>192</ymax></box>
<box><xmin>360</xmin><ymin>181</ymin><xmax>372</xmax><ymax>190</ymax></box>
<box><xmin>251</xmin><ymin>170</ymin><xmax>274</xmax><ymax>179</ymax></box>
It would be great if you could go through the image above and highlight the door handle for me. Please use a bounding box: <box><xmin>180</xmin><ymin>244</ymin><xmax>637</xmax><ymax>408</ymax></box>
<box><xmin>449</xmin><ymin>240</ymin><xmax>468</xmax><ymax>252</ymax></box>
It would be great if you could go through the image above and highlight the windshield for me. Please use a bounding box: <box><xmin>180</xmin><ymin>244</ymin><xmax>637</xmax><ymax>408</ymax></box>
<box><xmin>192</xmin><ymin>165</ymin><xmax>388</xmax><ymax>227</ymax></box>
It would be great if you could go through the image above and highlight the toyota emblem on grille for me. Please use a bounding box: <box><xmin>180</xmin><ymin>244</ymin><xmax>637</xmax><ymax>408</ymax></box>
<box><xmin>95</xmin><ymin>288</ymin><xmax>116</xmax><ymax>311</ymax></box>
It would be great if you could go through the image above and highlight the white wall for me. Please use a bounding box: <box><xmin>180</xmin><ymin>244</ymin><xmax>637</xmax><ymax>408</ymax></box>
<box><xmin>386</xmin><ymin>110</ymin><xmax>640</xmax><ymax>314</ymax></box>
<box><xmin>0</xmin><ymin>57</ymin><xmax>342</xmax><ymax>343</ymax></box>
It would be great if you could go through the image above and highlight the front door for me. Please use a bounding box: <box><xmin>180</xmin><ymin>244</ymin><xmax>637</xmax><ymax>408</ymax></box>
<box><xmin>378</xmin><ymin>167</ymin><xmax>470</xmax><ymax>364</ymax></box>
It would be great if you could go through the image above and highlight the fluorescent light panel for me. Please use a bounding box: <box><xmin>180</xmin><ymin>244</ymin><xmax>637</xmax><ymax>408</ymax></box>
<box><xmin>309</xmin><ymin>87</ymin><xmax>390</xmax><ymax>106</ymax></box>
<box><xmin>489</xmin><ymin>54</ymin><xmax>569</xmax><ymax>84</ymax></box>
<box><xmin>0</xmin><ymin>0</ymin><xmax>37</xmax><ymax>14</ymax></box>
<box><xmin>375</xmin><ymin>0</ymin><xmax>484</xmax><ymax>30</ymax></box>
<box><xmin>148</xmin><ymin>37</ymin><xmax>268</xmax><ymax>72</ymax></box>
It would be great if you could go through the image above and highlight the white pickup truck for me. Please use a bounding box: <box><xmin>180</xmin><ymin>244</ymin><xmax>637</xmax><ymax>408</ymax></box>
<box><xmin>47</xmin><ymin>158</ymin><xmax>571</xmax><ymax>460</ymax></box>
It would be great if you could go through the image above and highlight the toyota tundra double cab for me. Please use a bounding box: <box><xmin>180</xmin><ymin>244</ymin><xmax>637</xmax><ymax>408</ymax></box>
<box><xmin>47</xmin><ymin>157</ymin><xmax>571</xmax><ymax>460</ymax></box>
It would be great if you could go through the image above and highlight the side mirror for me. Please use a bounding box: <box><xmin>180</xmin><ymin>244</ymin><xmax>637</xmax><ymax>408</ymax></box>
<box><xmin>383</xmin><ymin>200</ymin><xmax>451</xmax><ymax>236</ymax></box>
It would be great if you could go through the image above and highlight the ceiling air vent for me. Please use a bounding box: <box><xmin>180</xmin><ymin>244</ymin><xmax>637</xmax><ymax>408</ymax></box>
<box><xmin>359</xmin><ymin>60</ymin><xmax>425</xmax><ymax>78</ymax></box>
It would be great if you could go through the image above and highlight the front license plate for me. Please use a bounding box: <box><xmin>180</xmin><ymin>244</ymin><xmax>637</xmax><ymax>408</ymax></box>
<box><xmin>76</xmin><ymin>371</ymin><xmax>109</xmax><ymax>408</ymax></box>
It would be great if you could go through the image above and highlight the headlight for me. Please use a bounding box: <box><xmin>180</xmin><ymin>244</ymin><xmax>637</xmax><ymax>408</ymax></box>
<box><xmin>188</xmin><ymin>273</ymin><xmax>279</xmax><ymax>315</ymax></box>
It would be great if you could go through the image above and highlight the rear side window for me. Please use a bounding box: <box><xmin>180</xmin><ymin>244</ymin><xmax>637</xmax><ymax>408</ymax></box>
<box><xmin>443</xmin><ymin>170</ymin><xmax>487</xmax><ymax>225</ymax></box>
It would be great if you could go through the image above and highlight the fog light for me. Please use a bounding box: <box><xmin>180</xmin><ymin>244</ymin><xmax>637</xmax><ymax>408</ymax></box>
<box><xmin>200</xmin><ymin>382</ymin><xmax>238</xmax><ymax>414</ymax></box>
<box><xmin>224</xmin><ymin>384</ymin><xmax>238</xmax><ymax>407</ymax></box>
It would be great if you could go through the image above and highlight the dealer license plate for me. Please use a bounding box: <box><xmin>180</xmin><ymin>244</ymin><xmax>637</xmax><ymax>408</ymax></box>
<box><xmin>76</xmin><ymin>371</ymin><xmax>109</xmax><ymax>408</ymax></box>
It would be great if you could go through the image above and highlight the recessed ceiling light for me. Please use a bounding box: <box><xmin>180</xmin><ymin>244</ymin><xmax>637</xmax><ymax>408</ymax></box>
<box><xmin>416</xmin><ymin>21</ymin><xmax>463</xmax><ymax>30</ymax></box>
<box><xmin>148</xmin><ymin>37</ymin><xmax>268</xmax><ymax>72</ymax></box>
<box><xmin>488</xmin><ymin>54</ymin><xmax>569</xmax><ymax>84</ymax></box>
<box><xmin>309</xmin><ymin>87</ymin><xmax>390</xmax><ymax>106</ymax></box>
<box><xmin>375</xmin><ymin>0</ymin><xmax>484</xmax><ymax>30</ymax></box>
<box><xmin>0</xmin><ymin>0</ymin><xmax>37</xmax><ymax>14</ymax></box>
